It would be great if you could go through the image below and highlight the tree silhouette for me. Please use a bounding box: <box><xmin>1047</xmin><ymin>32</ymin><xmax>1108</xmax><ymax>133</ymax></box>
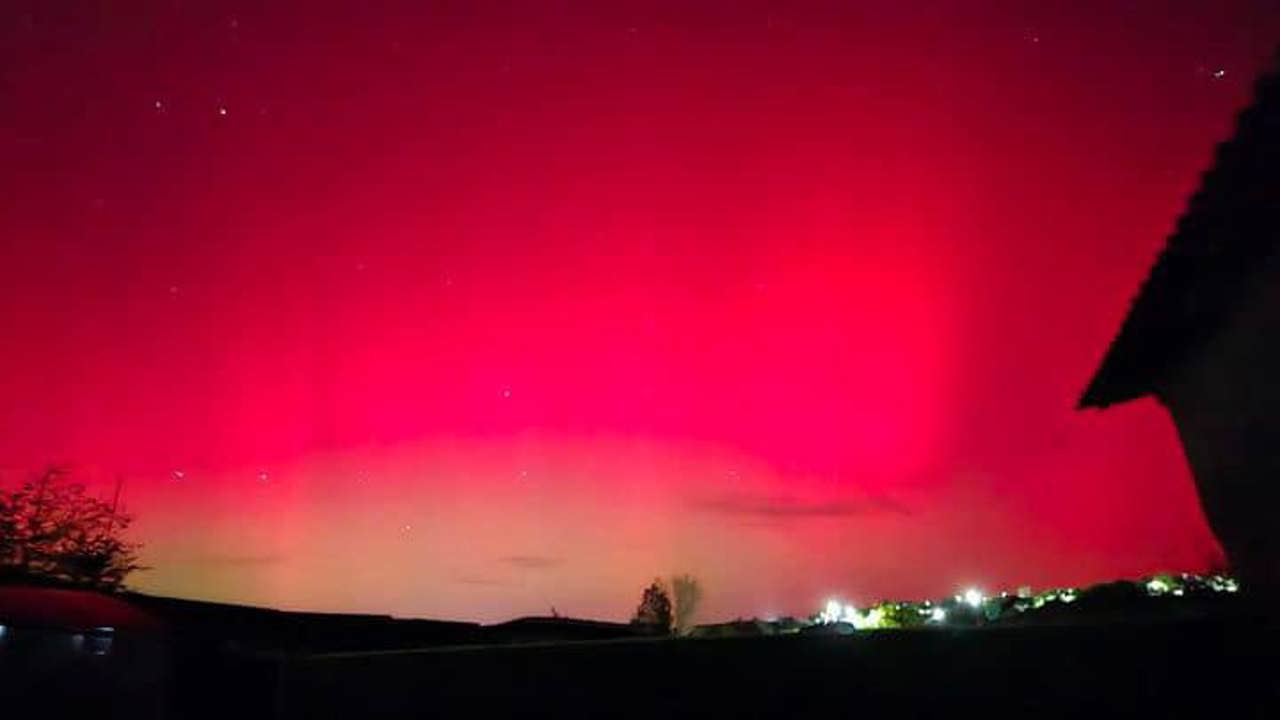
<box><xmin>671</xmin><ymin>573</ymin><xmax>702</xmax><ymax>634</ymax></box>
<box><xmin>631</xmin><ymin>578</ymin><xmax>673</xmax><ymax>633</ymax></box>
<box><xmin>0</xmin><ymin>467</ymin><xmax>143</xmax><ymax>590</ymax></box>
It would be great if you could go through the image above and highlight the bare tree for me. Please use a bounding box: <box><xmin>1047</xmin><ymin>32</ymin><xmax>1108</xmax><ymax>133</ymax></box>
<box><xmin>671</xmin><ymin>573</ymin><xmax>702</xmax><ymax>634</ymax></box>
<box><xmin>0</xmin><ymin>467</ymin><xmax>143</xmax><ymax>590</ymax></box>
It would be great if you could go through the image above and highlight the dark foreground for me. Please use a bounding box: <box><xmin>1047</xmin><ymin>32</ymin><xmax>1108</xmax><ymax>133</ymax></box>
<box><xmin>277</xmin><ymin>622</ymin><xmax>1276</xmax><ymax>718</ymax></box>
<box><xmin>11</xmin><ymin>618</ymin><xmax>1277</xmax><ymax>718</ymax></box>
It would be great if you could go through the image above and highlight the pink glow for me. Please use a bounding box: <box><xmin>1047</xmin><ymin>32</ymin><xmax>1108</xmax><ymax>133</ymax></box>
<box><xmin>2</xmin><ymin>1</ymin><xmax>1275</xmax><ymax>621</ymax></box>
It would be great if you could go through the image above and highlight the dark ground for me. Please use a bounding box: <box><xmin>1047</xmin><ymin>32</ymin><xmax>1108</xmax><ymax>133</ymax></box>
<box><xmin>5</xmin><ymin>587</ymin><xmax>1277</xmax><ymax>718</ymax></box>
<box><xmin>256</xmin><ymin>619</ymin><xmax>1274</xmax><ymax>718</ymax></box>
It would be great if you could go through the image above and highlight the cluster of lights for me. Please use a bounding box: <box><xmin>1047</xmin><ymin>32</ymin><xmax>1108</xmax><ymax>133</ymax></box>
<box><xmin>1144</xmin><ymin>573</ymin><xmax>1237</xmax><ymax>597</ymax></box>
<box><xmin>1207</xmin><ymin>575</ymin><xmax>1240</xmax><ymax>593</ymax></box>
<box><xmin>815</xmin><ymin>574</ymin><xmax>1240</xmax><ymax>631</ymax></box>
<box><xmin>818</xmin><ymin>593</ymin><xmax>969</xmax><ymax>631</ymax></box>
<box><xmin>1019</xmin><ymin>587</ymin><xmax>1079</xmax><ymax>611</ymax></box>
<box><xmin>819</xmin><ymin>600</ymin><xmax>888</xmax><ymax>630</ymax></box>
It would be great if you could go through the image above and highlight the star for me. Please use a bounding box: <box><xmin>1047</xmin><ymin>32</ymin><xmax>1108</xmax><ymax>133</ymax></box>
<box><xmin>153</xmin><ymin>99</ymin><xmax>164</xmax><ymax>111</ymax></box>
<box><xmin>168</xmin><ymin>285</ymin><xmax>180</xmax><ymax>296</ymax></box>
<box><xmin>171</xmin><ymin>469</ymin><xmax>185</xmax><ymax>481</ymax></box>
<box><xmin>501</xmin><ymin>387</ymin><xmax>512</xmax><ymax>399</ymax></box>
<box><xmin>218</xmin><ymin>106</ymin><xmax>228</xmax><ymax>116</ymax></box>
<box><xmin>256</xmin><ymin>470</ymin><xmax>270</xmax><ymax>482</ymax></box>
<box><xmin>1211</xmin><ymin>68</ymin><xmax>1226</xmax><ymax>80</ymax></box>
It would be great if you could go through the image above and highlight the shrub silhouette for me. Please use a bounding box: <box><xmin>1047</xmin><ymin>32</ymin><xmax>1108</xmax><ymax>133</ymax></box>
<box><xmin>0</xmin><ymin>467</ymin><xmax>143</xmax><ymax>590</ymax></box>
<box><xmin>631</xmin><ymin>578</ymin><xmax>673</xmax><ymax>633</ymax></box>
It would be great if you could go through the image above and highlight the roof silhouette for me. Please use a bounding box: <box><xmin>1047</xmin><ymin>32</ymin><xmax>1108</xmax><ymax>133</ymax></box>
<box><xmin>1080</xmin><ymin>51</ymin><xmax>1280</xmax><ymax>408</ymax></box>
<box><xmin>0</xmin><ymin>585</ymin><xmax>165</xmax><ymax>632</ymax></box>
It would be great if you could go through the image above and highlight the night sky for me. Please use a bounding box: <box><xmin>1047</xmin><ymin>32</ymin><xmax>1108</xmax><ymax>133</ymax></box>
<box><xmin>2</xmin><ymin>1</ymin><xmax>1278</xmax><ymax>622</ymax></box>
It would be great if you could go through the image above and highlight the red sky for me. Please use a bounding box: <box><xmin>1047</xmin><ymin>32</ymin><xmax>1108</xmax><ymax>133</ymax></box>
<box><xmin>2</xmin><ymin>1</ymin><xmax>1278</xmax><ymax>622</ymax></box>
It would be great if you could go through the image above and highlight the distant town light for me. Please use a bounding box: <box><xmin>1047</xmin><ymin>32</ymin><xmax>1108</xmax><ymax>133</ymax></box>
<box><xmin>814</xmin><ymin>573</ymin><xmax>1238</xmax><ymax>633</ymax></box>
<box><xmin>856</xmin><ymin>607</ymin><xmax>885</xmax><ymax>630</ymax></box>
<box><xmin>817</xmin><ymin>599</ymin><xmax>891</xmax><ymax>629</ymax></box>
<box><xmin>820</xmin><ymin>599</ymin><xmax>843</xmax><ymax>625</ymax></box>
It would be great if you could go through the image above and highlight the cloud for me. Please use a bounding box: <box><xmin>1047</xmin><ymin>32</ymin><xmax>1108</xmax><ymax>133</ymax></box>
<box><xmin>692</xmin><ymin>493</ymin><xmax>911</xmax><ymax>519</ymax></box>
<box><xmin>499</xmin><ymin>555</ymin><xmax>563</xmax><ymax>570</ymax></box>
